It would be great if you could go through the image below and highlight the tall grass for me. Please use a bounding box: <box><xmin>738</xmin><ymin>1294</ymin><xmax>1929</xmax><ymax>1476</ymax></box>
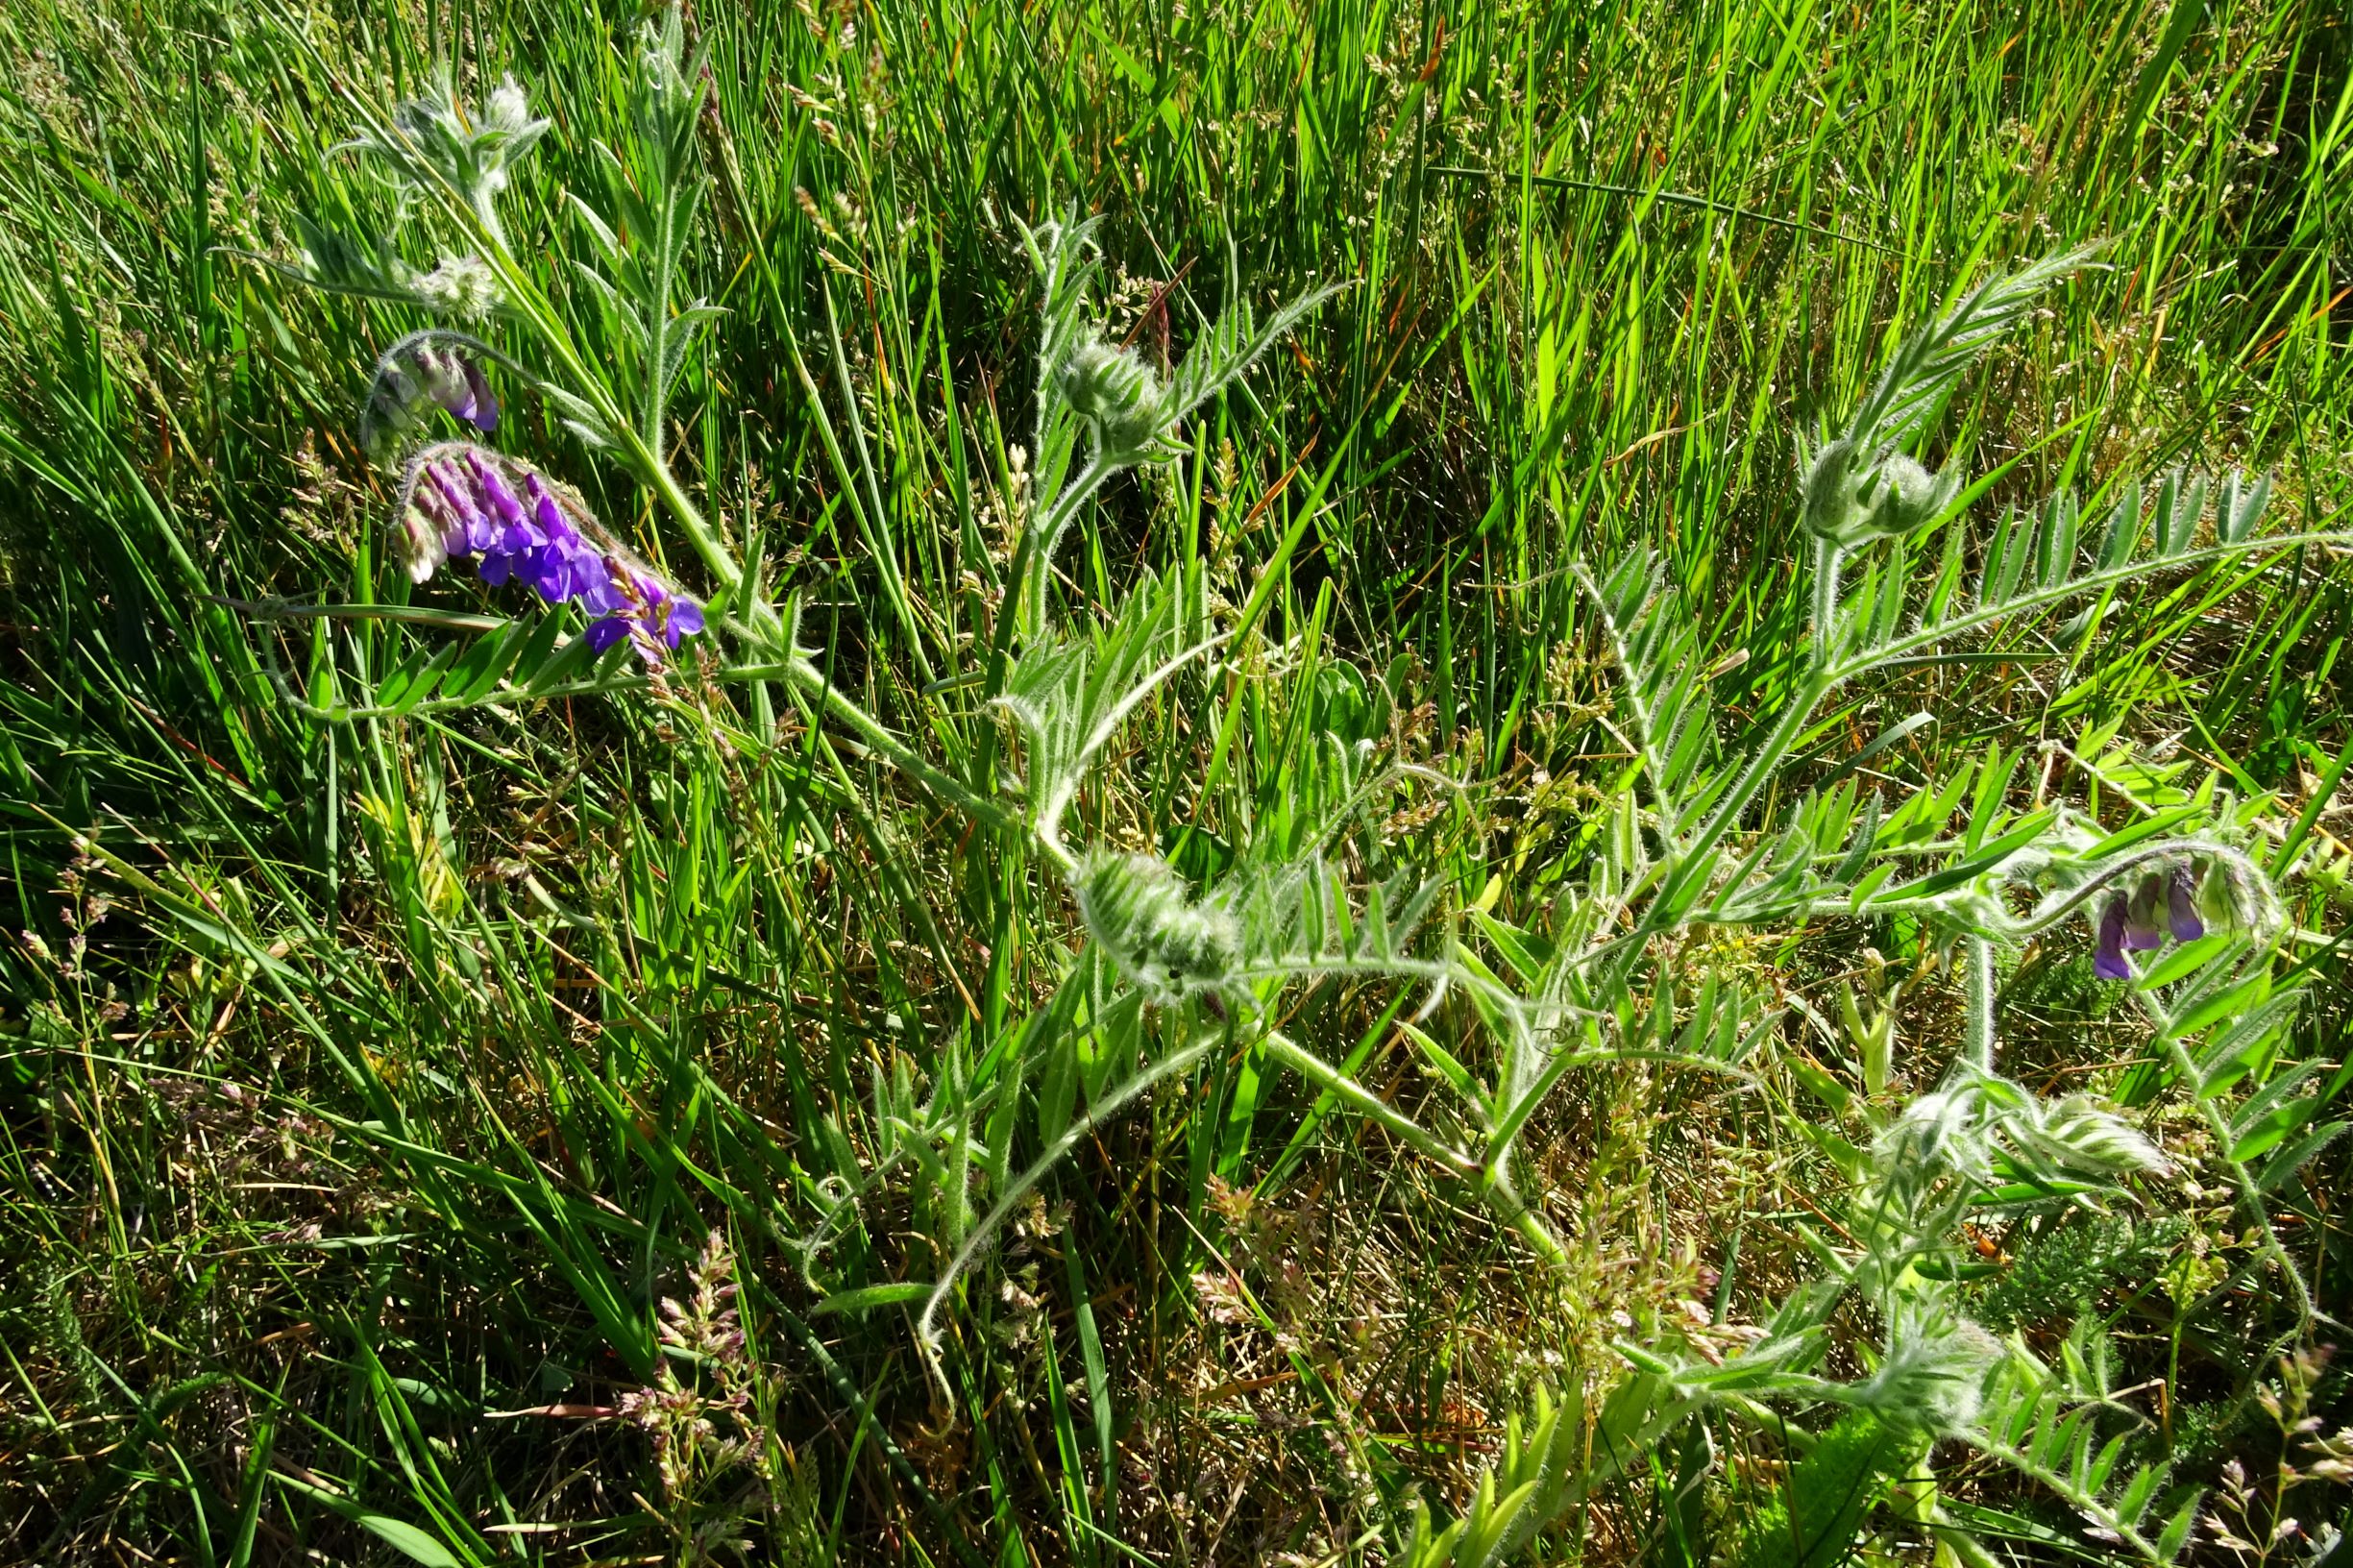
<box><xmin>1</xmin><ymin>0</ymin><xmax>2348</xmax><ymax>1563</ymax></box>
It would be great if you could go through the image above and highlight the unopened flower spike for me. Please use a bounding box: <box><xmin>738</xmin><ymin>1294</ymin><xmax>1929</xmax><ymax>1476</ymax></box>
<box><xmin>1799</xmin><ymin>436</ymin><xmax>1959</xmax><ymax>548</ymax></box>
<box><xmin>360</xmin><ymin>67</ymin><xmax>550</xmax><ymax>228</ymax></box>
<box><xmin>1060</xmin><ymin>335</ymin><xmax>1172</xmax><ymax>463</ymax></box>
<box><xmin>2197</xmin><ymin>855</ymin><xmax>2261</xmax><ymax>933</ymax></box>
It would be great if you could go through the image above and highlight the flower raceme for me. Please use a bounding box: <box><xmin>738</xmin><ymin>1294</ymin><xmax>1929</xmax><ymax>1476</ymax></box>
<box><xmin>362</xmin><ymin>341</ymin><xmax>504</xmax><ymax>464</ymax></box>
<box><xmin>406</xmin><ymin>451</ymin><xmax>705</xmax><ymax>658</ymax></box>
<box><xmin>2092</xmin><ymin>859</ymin><xmax>2215</xmax><ymax>981</ymax></box>
<box><xmin>413</xmin><ymin>343</ymin><xmax>498</xmax><ymax>433</ymax></box>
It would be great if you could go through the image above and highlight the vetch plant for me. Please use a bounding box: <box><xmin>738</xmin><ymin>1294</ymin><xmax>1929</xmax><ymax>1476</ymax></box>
<box><xmin>247</xmin><ymin>11</ymin><xmax>2351</xmax><ymax>1562</ymax></box>
<box><xmin>400</xmin><ymin>445</ymin><xmax>705</xmax><ymax>654</ymax></box>
<box><xmin>1406</xmin><ymin>270</ymin><xmax>2344</xmax><ymax>1560</ymax></box>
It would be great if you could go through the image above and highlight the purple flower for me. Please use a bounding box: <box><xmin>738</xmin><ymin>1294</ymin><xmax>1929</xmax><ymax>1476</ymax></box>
<box><xmin>634</xmin><ymin>576</ymin><xmax>705</xmax><ymax>649</ymax></box>
<box><xmin>2167</xmin><ymin>863</ymin><xmax>2205</xmax><ymax>942</ymax></box>
<box><xmin>2095</xmin><ymin>895</ymin><xmax>2132</xmax><ymax>980</ymax></box>
<box><xmin>460</xmin><ymin>454</ymin><xmax>540</xmax><ymax>586</ymax></box>
<box><xmin>467</xmin><ymin>451</ymin><xmax>528</xmax><ymax>530</ymax></box>
<box><xmin>523</xmin><ymin>471</ymin><xmax>573</xmax><ymax>542</ymax></box>
<box><xmin>663</xmin><ymin>597</ymin><xmax>705</xmax><ymax>644</ymax></box>
<box><xmin>515</xmin><ymin>475</ymin><xmax>595</xmax><ymax>603</ymax></box>
<box><xmin>459</xmin><ymin>358</ymin><xmax>498</xmax><ymax>432</ymax></box>
<box><xmin>585</xmin><ymin>569</ymin><xmax>707</xmax><ymax>659</ymax></box>
<box><xmin>404</xmin><ymin>450</ymin><xmax>705</xmax><ymax>662</ymax></box>
<box><xmin>575</xmin><ymin>560</ymin><xmax>626</xmax><ymax>615</ymax></box>
<box><xmin>585</xmin><ymin>614</ymin><xmax>634</xmax><ymax>653</ymax></box>
<box><xmin>2122</xmin><ymin>874</ymin><xmax>2167</xmax><ymax>951</ymax></box>
<box><xmin>429</xmin><ymin>462</ymin><xmax>499</xmax><ymax>556</ymax></box>
<box><xmin>415</xmin><ymin>345</ymin><xmax>497</xmax><ymax>433</ymax></box>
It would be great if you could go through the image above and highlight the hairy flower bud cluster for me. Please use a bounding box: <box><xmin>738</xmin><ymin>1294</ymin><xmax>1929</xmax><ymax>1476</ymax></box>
<box><xmin>407</xmin><ymin>452</ymin><xmax>704</xmax><ymax>657</ymax></box>
<box><xmin>1801</xmin><ymin>437</ymin><xmax>1960</xmax><ymax>548</ymax></box>
<box><xmin>1075</xmin><ymin>850</ymin><xmax>1239</xmax><ymax>1003</ymax></box>
<box><xmin>1058</xmin><ymin>337</ymin><xmax>1170</xmax><ymax>461</ymax></box>
<box><xmin>413</xmin><ymin>256</ymin><xmax>502</xmax><ymax>321</ymax></box>
<box><xmin>1854</xmin><ymin>1304</ymin><xmax>2002</xmax><ymax>1435</ymax></box>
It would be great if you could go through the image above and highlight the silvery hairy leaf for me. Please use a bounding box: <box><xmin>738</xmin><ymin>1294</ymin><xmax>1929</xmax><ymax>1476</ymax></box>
<box><xmin>342</xmin><ymin>66</ymin><xmax>550</xmax><ymax>221</ymax></box>
<box><xmin>993</xmin><ymin>561</ymin><xmax>1218</xmax><ymax>851</ymax></box>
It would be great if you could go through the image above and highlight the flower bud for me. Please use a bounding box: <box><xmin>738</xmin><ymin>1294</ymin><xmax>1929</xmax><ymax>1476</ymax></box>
<box><xmin>2094</xmin><ymin>894</ymin><xmax>2131</xmax><ymax>979</ymax></box>
<box><xmin>1075</xmin><ymin>851</ymin><xmax>1239</xmax><ymax>1003</ymax></box>
<box><xmin>397</xmin><ymin>500</ymin><xmax>449</xmax><ymax>583</ymax></box>
<box><xmin>1058</xmin><ymin>337</ymin><xmax>1169</xmax><ymax>460</ymax></box>
<box><xmin>1802</xmin><ymin>439</ymin><xmax>1958</xmax><ymax>548</ymax></box>
<box><xmin>412</xmin><ymin>345</ymin><xmax>496</xmax><ymax>433</ymax></box>
<box><xmin>2122</xmin><ymin>873</ymin><xmax>2167</xmax><ymax>951</ymax></box>
<box><xmin>2196</xmin><ymin>856</ymin><xmax>2260</xmax><ymax>933</ymax></box>
<box><xmin>2165</xmin><ymin>862</ymin><xmax>2205</xmax><ymax>942</ymax></box>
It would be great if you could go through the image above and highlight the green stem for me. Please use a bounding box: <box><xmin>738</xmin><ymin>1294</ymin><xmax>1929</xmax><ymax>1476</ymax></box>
<box><xmin>1825</xmin><ymin>528</ymin><xmax>2353</xmax><ymax>687</ymax></box>
<box><xmin>968</xmin><ymin>452</ymin><xmax>1112</xmax><ymax>821</ymax></box>
<box><xmin>1017</xmin><ymin>453</ymin><xmax>1111</xmax><ymax>640</ymax></box>
<box><xmin>1810</xmin><ymin>533</ymin><xmax>1844</xmax><ymax>656</ymax></box>
<box><xmin>1481</xmin><ymin>1164</ymin><xmax>1576</xmax><ymax>1275</ymax></box>
<box><xmin>438</xmin><ymin>167</ymin><xmax>748</xmax><ymax>605</ymax></box>
<box><xmin>1258</xmin><ymin>1031</ymin><xmax>1477</xmax><ymax>1180</ymax></box>
<box><xmin>1960</xmin><ymin>1435</ymin><xmax>2168</xmax><ymax>1564</ymax></box>
<box><xmin>639</xmin><ymin>444</ymin><xmax>744</xmax><ymax>601</ymax></box>
<box><xmin>1963</xmin><ymin>935</ymin><xmax>1996</xmax><ymax>1073</ymax></box>
<box><xmin>1256</xmin><ymin>1030</ymin><xmax>1574</xmax><ymax>1275</ymax></box>
<box><xmin>644</xmin><ymin>192</ymin><xmax>676</xmax><ymax>455</ymax></box>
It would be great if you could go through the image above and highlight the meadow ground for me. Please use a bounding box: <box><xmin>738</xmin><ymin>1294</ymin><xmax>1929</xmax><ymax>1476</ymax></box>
<box><xmin>1</xmin><ymin>0</ymin><xmax>2350</xmax><ymax>1563</ymax></box>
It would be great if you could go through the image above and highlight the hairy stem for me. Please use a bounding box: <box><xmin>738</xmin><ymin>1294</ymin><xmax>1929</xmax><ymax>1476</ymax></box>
<box><xmin>1811</xmin><ymin>533</ymin><xmax>1845</xmax><ymax>657</ymax></box>
<box><xmin>1018</xmin><ymin>453</ymin><xmax>1112</xmax><ymax>639</ymax></box>
<box><xmin>919</xmin><ymin>1040</ymin><xmax>1217</xmax><ymax>1379</ymax></box>
<box><xmin>1256</xmin><ymin>1031</ymin><xmax>1578</xmax><ymax>1276</ymax></box>
<box><xmin>1258</xmin><ymin>1030</ymin><xmax>1478</xmax><ymax>1179</ymax></box>
<box><xmin>777</xmin><ymin>657</ymin><xmax>1019</xmax><ymax>835</ymax></box>
<box><xmin>1825</xmin><ymin>529</ymin><xmax>2353</xmax><ymax>687</ymax></box>
<box><xmin>1963</xmin><ymin>935</ymin><xmax>1996</xmax><ymax>1073</ymax></box>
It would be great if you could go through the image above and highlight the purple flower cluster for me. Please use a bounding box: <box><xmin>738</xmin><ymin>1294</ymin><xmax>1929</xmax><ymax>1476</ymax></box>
<box><xmin>2094</xmin><ymin>863</ymin><xmax>2204</xmax><ymax>980</ymax></box>
<box><xmin>414</xmin><ymin>344</ymin><xmax>498</xmax><ymax>433</ymax></box>
<box><xmin>413</xmin><ymin>452</ymin><xmax>704</xmax><ymax>656</ymax></box>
